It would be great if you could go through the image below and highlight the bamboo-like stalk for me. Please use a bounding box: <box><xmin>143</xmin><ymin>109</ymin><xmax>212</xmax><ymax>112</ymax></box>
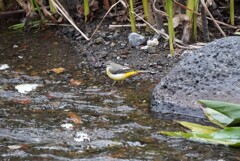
<box><xmin>165</xmin><ymin>0</ymin><xmax>175</xmax><ymax>55</ymax></box>
<box><xmin>84</xmin><ymin>0</ymin><xmax>89</xmax><ymax>22</ymax></box>
<box><xmin>193</xmin><ymin>0</ymin><xmax>199</xmax><ymax>41</ymax></box>
<box><xmin>29</xmin><ymin>0</ymin><xmax>35</xmax><ymax>12</ymax></box>
<box><xmin>186</xmin><ymin>0</ymin><xmax>194</xmax><ymax>21</ymax></box>
<box><xmin>230</xmin><ymin>0</ymin><xmax>234</xmax><ymax>25</ymax></box>
<box><xmin>142</xmin><ymin>0</ymin><xmax>149</xmax><ymax>30</ymax></box>
<box><xmin>129</xmin><ymin>0</ymin><xmax>136</xmax><ymax>32</ymax></box>
<box><xmin>49</xmin><ymin>0</ymin><xmax>57</xmax><ymax>14</ymax></box>
<box><xmin>34</xmin><ymin>0</ymin><xmax>42</xmax><ymax>14</ymax></box>
<box><xmin>0</xmin><ymin>0</ymin><xmax>5</xmax><ymax>11</ymax></box>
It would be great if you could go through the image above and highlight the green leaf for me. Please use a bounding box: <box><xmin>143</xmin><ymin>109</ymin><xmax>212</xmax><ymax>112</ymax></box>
<box><xmin>161</xmin><ymin>128</ymin><xmax>240</xmax><ymax>147</ymax></box>
<box><xmin>212</xmin><ymin>127</ymin><xmax>240</xmax><ymax>139</ymax></box>
<box><xmin>203</xmin><ymin>108</ymin><xmax>233</xmax><ymax>128</ymax></box>
<box><xmin>198</xmin><ymin>100</ymin><xmax>240</xmax><ymax>126</ymax></box>
<box><xmin>234</xmin><ymin>32</ymin><xmax>240</xmax><ymax>35</ymax></box>
<box><xmin>178</xmin><ymin>121</ymin><xmax>219</xmax><ymax>134</ymax></box>
<box><xmin>161</xmin><ymin>100</ymin><xmax>240</xmax><ymax>147</ymax></box>
<box><xmin>160</xmin><ymin>131</ymin><xmax>193</xmax><ymax>138</ymax></box>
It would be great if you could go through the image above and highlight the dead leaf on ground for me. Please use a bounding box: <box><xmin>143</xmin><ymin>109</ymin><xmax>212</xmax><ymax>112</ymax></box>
<box><xmin>21</xmin><ymin>144</ymin><xmax>30</xmax><ymax>150</ymax></box>
<box><xmin>70</xmin><ymin>79</ymin><xmax>83</xmax><ymax>86</ymax></box>
<box><xmin>68</xmin><ymin>112</ymin><xmax>82</xmax><ymax>124</ymax></box>
<box><xmin>13</xmin><ymin>98</ymin><xmax>31</xmax><ymax>104</ymax></box>
<box><xmin>173</xmin><ymin>14</ymin><xmax>189</xmax><ymax>28</ymax></box>
<box><xmin>48</xmin><ymin>67</ymin><xmax>65</xmax><ymax>74</ymax></box>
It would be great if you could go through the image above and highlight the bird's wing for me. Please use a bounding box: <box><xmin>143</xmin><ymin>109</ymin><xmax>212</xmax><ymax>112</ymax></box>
<box><xmin>108</xmin><ymin>62</ymin><xmax>131</xmax><ymax>74</ymax></box>
<box><xmin>109</xmin><ymin>67</ymin><xmax>134</xmax><ymax>74</ymax></box>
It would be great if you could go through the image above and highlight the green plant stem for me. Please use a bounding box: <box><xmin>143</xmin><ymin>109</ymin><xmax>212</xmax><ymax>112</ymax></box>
<box><xmin>165</xmin><ymin>0</ymin><xmax>175</xmax><ymax>55</ymax></box>
<box><xmin>29</xmin><ymin>0</ymin><xmax>35</xmax><ymax>12</ymax></box>
<box><xmin>230</xmin><ymin>0</ymin><xmax>234</xmax><ymax>25</ymax></box>
<box><xmin>186</xmin><ymin>0</ymin><xmax>194</xmax><ymax>21</ymax></box>
<box><xmin>142</xmin><ymin>0</ymin><xmax>149</xmax><ymax>30</ymax></box>
<box><xmin>49</xmin><ymin>0</ymin><xmax>57</xmax><ymax>14</ymax></box>
<box><xmin>193</xmin><ymin>0</ymin><xmax>199</xmax><ymax>41</ymax></box>
<box><xmin>84</xmin><ymin>0</ymin><xmax>90</xmax><ymax>22</ymax></box>
<box><xmin>33</xmin><ymin>0</ymin><xmax>42</xmax><ymax>14</ymax></box>
<box><xmin>0</xmin><ymin>0</ymin><xmax>5</xmax><ymax>11</ymax></box>
<box><xmin>129</xmin><ymin>0</ymin><xmax>136</xmax><ymax>32</ymax></box>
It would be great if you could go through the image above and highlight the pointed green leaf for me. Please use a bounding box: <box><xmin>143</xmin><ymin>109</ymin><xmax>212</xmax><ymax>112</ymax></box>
<box><xmin>161</xmin><ymin>130</ymin><xmax>240</xmax><ymax>147</ymax></box>
<box><xmin>160</xmin><ymin>131</ymin><xmax>193</xmax><ymax>138</ymax></box>
<box><xmin>203</xmin><ymin>108</ymin><xmax>233</xmax><ymax>128</ymax></box>
<box><xmin>198</xmin><ymin>100</ymin><xmax>240</xmax><ymax>126</ymax></box>
<box><xmin>178</xmin><ymin>121</ymin><xmax>219</xmax><ymax>134</ymax></box>
<box><xmin>212</xmin><ymin>127</ymin><xmax>240</xmax><ymax>139</ymax></box>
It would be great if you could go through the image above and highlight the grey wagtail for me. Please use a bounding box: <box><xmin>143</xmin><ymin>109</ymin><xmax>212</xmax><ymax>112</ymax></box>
<box><xmin>105</xmin><ymin>61</ymin><xmax>154</xmax><ymax>85</ymax></box>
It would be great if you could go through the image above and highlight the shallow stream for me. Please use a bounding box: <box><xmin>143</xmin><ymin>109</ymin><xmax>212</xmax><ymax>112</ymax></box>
<box><xmin>0</xmin><ymin>28</ymin><xmax>240</xmax><ymax>160</ymax></box>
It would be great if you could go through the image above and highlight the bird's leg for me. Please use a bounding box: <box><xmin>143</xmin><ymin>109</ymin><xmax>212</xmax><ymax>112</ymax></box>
<box><xmin>112</xmin><ymin>81</ymin><xmax>116</xmax><ymax>86</ymax></box>
<box><xmin>120</xmin><ymin>80</ymin><xmax>124</xmax><ymax>84</ymax></box>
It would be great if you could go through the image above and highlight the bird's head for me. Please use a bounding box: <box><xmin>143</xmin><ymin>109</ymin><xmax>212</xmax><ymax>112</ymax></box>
<box><xmin>105</xmin><ymin>61</ymin><xmax>114</xmax><ymax>68</ymax></box>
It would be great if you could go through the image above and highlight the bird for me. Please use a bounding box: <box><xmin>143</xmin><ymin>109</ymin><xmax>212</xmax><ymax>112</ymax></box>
<box><xmin>105</xmin><ymin>61</ymin><xmax>154</xmax><ymax>85</ymax></box>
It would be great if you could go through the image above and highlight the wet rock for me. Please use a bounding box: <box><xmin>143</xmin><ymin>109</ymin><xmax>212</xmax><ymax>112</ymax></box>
<box><xmin>112</xmin><ymin>32</ymin><xmax>119</xmax><ymax>39</ymax></box>
<box><xmin>99</xmin><ymin>51</ymin><xmax>108</xmax><ymax>58</ymax></box>
<box><xmin>147</xmin><ymin>46</ymin><xmax>156</xmax><ymax>54</ymax></box>
<box><xmin>147</xmin><ymin>38</ymin><xmax>159</xmax><ymax>47</ymax></box>
<box><xmin>151</xmin><ymin>36</ymin><xmax>240</xmax><ymax>118</ymax></box>
<box><xmin>128</xmin><ymin>32</ymin><xmax>146</xmax><ymax>47</ymax></box>
<box><xmin>90</xmin><ymin>140</ymin><xmax>122</xmax><ymax>149</ymax></box>
<box><xmin>94</xmin><ymin>37</ymin><xmax>105</xmax><ymax>44</ymax></box>
<box><xmin>74</xmin><ymin>132</ymin><xmax>90</xmax><ymax>142</ymax></box>
<box><xmin>76</xmin><ymin>36</ymin><xmax>83</xmax><ymax>41</ymax></box>
<box><xmin>110</xmin><ymin>42</ymin><xmax>116</xmax><ymax>47</ymax></box>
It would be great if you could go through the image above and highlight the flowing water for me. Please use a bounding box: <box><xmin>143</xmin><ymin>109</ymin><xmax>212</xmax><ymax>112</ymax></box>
<box><xmin>0</xmin><ymin>27</ymin><xmax>240</xmax><ymax>161</ymax></box>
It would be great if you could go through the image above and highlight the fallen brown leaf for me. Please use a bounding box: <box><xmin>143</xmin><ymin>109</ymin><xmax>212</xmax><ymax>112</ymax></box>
<box><xmin>70</xmin><ymin>79</ymin><xmax>83</xmax><ymax>86</ymax></box>
<box><xmin>49</xmin><ymin>67</ymin><xmax>65</xmax><ymax>74</ymax></box>
<box><xmin>13</xmin><ymin>99</ymin><xmax>31</xmax><ymax>105</ymax></box>
<box><xmin>68</xmin><ymin>112</ymin><xmax>82</xmax><ymax>124</ymax></box>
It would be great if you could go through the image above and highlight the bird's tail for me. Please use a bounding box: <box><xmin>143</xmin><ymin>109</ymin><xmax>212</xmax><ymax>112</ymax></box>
<box><xmin>137</xmin><ymin>70</ymin><xmax>156</xmax><ymax>74</ymax></box>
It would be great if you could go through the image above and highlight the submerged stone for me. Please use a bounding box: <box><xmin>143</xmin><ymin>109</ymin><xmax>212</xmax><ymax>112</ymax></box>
<box><xmin>151</xmin><ymin>36</ymin><xmax>240</xmax><ymax>118</ymax></box>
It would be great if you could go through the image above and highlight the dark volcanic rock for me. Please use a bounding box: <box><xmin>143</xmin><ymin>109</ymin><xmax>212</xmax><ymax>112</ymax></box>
<box><xmin>151</xmin><ymin>36</ymin><xmax>240</xmax><ymax>118</ymax></box>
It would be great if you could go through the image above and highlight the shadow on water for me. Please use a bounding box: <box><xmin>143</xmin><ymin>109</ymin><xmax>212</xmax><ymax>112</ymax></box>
<box><xmin>0</xmin><ymin>28</ymin><xmax>240</xmax><ymax>161</ymax></box>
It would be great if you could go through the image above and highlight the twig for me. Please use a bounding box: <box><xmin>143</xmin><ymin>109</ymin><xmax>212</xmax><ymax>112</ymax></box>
<box><xmin>200</xmin><ymin>0</ymin><xmax>226</xmax><ymax>37</ymax></box>
<box><xmin>174</xmin><ymin>0</ymin><xmax>239</xmax><ymax>30</ymax></box>
<box><xmin>37</xmin><ymin>0</ymin><xmax>57</xmax><ymax>23</ymax></box>
<box><xmin>49</xmin><ymin>0</ymin><xmax>89</xmax><ymax>41</ymax></box>
<box><xmin>152</xmin><ymin>0</ymin><xmax>165</xmax><ymax>30</ymax></box>
<box><xmin>109</xmin><ymin>24</ymin><xmax>146</xmax><ymax>28</ymax></box>
<box><xmin>152</xmin><ymin>0</ymin><xmax>168</xmax><ymax>17</ymax></box>
<box><xmin>132</xmin><ymin>12</ymin><xmax>169</xmax><ymax>39</ymax></box>
<box><xmin>90</xmin><ymin>0</ymin><xmax>125</xmax><ymax>39</ymax></box>
<box><xmin>0</xmin><ymin>7</ymin><xmax>50</xmax><ymax>16</ymax></box>
<box><xmin>46</xmin><ymin>23</ymin><xmax>72</xmax><ymax>26</ymax></box>
<box><xmin>133</xmin><ymin>11</ymin><xmax>207</xmax><ymax>50</ymax></box>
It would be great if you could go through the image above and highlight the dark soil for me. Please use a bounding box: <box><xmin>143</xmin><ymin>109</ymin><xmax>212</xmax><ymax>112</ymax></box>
<box><xmin>54</xmin><ymin>0</ymin><xmax>240</xmax><ymax>84</ymax></box>
<box><xmin>56</xmin><ymin>20</ymin><xmax>180</xmax><ymax>85</ymax></box>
